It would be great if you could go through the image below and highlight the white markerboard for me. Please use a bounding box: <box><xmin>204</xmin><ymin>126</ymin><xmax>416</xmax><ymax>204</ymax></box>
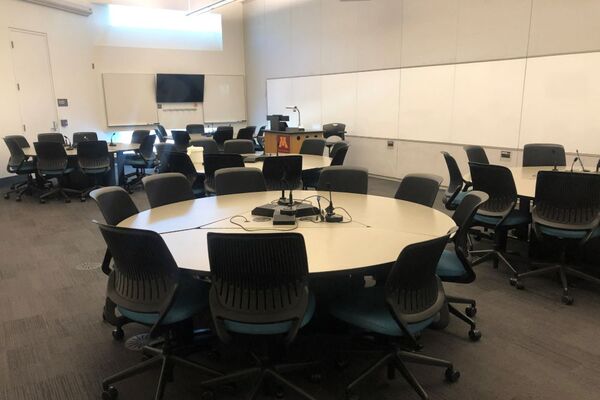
<box><xmin>203</xmin><ymin>75</ymin><xmax>247</xmax><ymax>123</ymax></box>
<box><xmin>102</xmin><ymin>73</ymin><xmax>158</xmax><ymax>127</ymax></box>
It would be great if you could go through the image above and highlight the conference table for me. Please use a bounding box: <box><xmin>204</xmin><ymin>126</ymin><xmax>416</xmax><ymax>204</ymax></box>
<box><xmin>118</xmin><ymin>191</ymin><xmax>456</xmax><ymax>275</ymax></box>
<box><xmin>191</xmin><ymin>153</ymin><xmax>332</xmax><ymax>174</ymax></box>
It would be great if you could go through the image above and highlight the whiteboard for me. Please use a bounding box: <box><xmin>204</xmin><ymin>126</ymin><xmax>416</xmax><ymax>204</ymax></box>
<box><xmin>102</xmin><ymin>73</ymin><xmax>158</xmax><ymax>126</ymax></box>
<box><xmin>203</xmin><ymin>75</ymin><xmax>247</xmax><ymax>123</ymax></box>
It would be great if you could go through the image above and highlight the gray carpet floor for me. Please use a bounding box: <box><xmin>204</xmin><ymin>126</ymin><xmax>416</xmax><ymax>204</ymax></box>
<box><xmin>1</xmin><ymin>177</ymin><xmax>600</xmax><ymax>400</ymax></box>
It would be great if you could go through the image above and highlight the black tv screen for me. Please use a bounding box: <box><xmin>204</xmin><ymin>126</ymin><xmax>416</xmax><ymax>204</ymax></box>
<box><xmin>156</xmin><ymin>74</ymin><xmax>205</xmax><ymax>103</ymax></box>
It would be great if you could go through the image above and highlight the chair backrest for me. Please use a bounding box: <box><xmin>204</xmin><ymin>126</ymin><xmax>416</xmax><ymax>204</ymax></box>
<box><xmin>131</xmin><ymin>130</ymin><xmax>150</xmax><ymax>144</ymax></box>
<box><xmin>300</xmin><ymin>138</ymin><xmax>326</xmax><ymax>156</ymax></box>
<box><xmin>90</xmin><ymin>186</ymin><xmax>139</xmax><ymax>226</ymax></box>
<box><xmin>142</xmin><ymin>172</ymin><xmax>194</xmax><ymax>208</ymax></box>
<box><xmin>464</xmin><ymin>145</ymin><xmax>489</xmax><ymax>164</ymax></box>
<box><xmin>155</xmin><ymin>143</ymin><xmax>177</xmax><ymax>171</ymax></box>
<box><xmin>468</xmin><ymin>162</ymin><xmax>517</xmax><ymax>217</ymax></box>
<box><xmin>37</xmin><ymin>133</ymin><xmax>64</xmax><ymax>144</ymax></box>
<box><xmin>522</xmin><ymin>143</ymin><xmax>566</xmax><ymax>167</ymax></box>
<box><xmin>138</xmin><ymin>134</ymin><xmax>157</xmax><ymax>160</ymax></box>
<box><xmin>4</xmin><ymin>135</ymin><xmax>30</xmax><ymax>148</ymax></box>
<box><xmin>154</xmin><ymin>124</ymin><xmax>168</xmax><ymax>143</ymax></box>
<box><xmin>186</xmin><ymin>124</ymin><xmax>205</xmax><ymax>135</ymax></box>
<box><xmin>207</xmin><ymin>232</ymin><xmax>310</xmax><ymax>343</ymax></box>
<box><xmin>322</xmin><ymin>123</ymin><xmax>346</xmax><ymax>140</ymax></box>
<box><xmin>213</xmin><ymin>126</ymin><xmax>234</xmax><ymax>145</ymax></box>
<box><xmin>236</xmin><ymin>126</ymin><xmax>256</xmax><ymax>140</ymax></box>
<box><xmin>72</xmin><ymin>132</ymin><xmax>98</xmax><ymax>146</ymax></box>
<box><xmin>441</xmin><ymin>152</ymin><xmax>465</xmax><ymax>209</ymax></box>
<box><xmin>203</xmin><ymin>153</ymin><xmax>245</xmax><ymax>183</ymax></box>
<box><xmin>385</xmin><ymin>234</ymin><xmax>450</xmax><ymax>324</ymax></box>
<box><xmin>533</xmin><ymin>171</ymin><xmax>600</xmax><ymax>231</ymax></box>
<box><xmin>171</xmin><ymin>130</ymin><xmax>190</xmax><ymax>150</ymax></box>
<box><xmin>330</xmin><ymin>142</ymin><xmax>349</xmax><ymax>166</ymax></box>
<box><xmin>215</xmin><ymin>167</ymin><xmax>266</xmax><ymax>196</ymax></box>
<box><xmin>33</xmin><ymin>141</ymin><xmax>68</xmax><ymax>172</ymax></box>
<box><xmin>257</xmin><ymin>126</ymin><xmax>266</xmax><ymax>137</ymax></box>
<box><xmin>161</xmin><ymin>152</ymin><xmax>198</xmax><ymax>185</ymax></box>
<box><xmin>190</xmin><ymin>138</ymin><xmax>219</xmax><ymax>155</ymax></box>
<box><xmin>223</xmin><ymin>139</ymin><xmax>255</xmax><ymax>154</ymax></box>
<box><xmin>98</xmin><ymin>223</ymin><xmax>180</xmax><ymax>317</ymax></box>
<box><xmin>317</xmin><ymin>166</ymin><xmax>368</xmax><ymax>194</ymax></box>
<box><xmin>394</xmin><ymin>173</ymin><xmax>443</xmax><ymax>207</ymax></box>
<box><xmin>262</xmin><ymin>155</ymin><xmax>302</xmax><ymax>190</ymax></box>
<box><xmin>77</xmin><ymin>140</ymin><xmax>110</xmax><ymax>170</ymax></box>
<box><xmin>3</xmin><ymin>137</ymin><xmax>27</xmax><ymax>170</ymax></box>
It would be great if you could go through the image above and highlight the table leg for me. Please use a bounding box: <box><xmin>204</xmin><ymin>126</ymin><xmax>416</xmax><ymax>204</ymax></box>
<box><xmin>116</xmin><ymin>151</ymin><xmax>126</xmax><ymax>186</ymax></box>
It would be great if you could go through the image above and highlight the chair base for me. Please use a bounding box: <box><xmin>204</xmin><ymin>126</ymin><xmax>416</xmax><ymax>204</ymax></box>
<box><xmin>470</xmin><ymin>249</ymin><xmax>518</xmax><ymax>275</ymax></box>
<box><xmin>445</xmin><ymin>296</ymin><xmax>481</xmax><ymax>341</ymax></box>
<box><xmin>3</xmin><ymin>175</ymin><xmax>36</xmax><ymax>202</ymax></box>
<box><xmin>124</xmin><ymin>167</ymin><xmax>152</xmax><ymax>192</ymax></box>
<box><xmin>39</xmin><ymin>184</ymin><xmax>80</xmax><ymax>204</ymax></box>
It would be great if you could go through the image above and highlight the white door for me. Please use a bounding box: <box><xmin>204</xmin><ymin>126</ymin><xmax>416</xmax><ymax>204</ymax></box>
<box><xmin>9</xmin><ymin>29</ymin><xmax>59</xmax><ymax>143</ymax></box>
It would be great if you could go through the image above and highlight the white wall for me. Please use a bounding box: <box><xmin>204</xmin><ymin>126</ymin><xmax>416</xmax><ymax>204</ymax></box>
<box><xmin>0</xmin><ymin>0</ymin><xmax>245</xmax><ymax>178</ymax></box>
<box><xmin>244</xmin><ymin>0</ymin><xmax>600</xmax><ymax>183</ymax></box>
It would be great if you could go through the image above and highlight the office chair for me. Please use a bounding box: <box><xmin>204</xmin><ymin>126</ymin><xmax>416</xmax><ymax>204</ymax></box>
<box><xmin>300</xmin><ymin>138</ymin><xmax>326</xmax><ymax>156</ymax></box>
<box><xmin>522</xmin><ymin>143</ymin><xmax>566</xmax><ymax>167</ymax></box>
<box><xmin>215</xmin><ymin>167</ymin><xmax>266</xmax><ymax>196</ymax></box>
<box><xmin>436</xmin><ymin>191</ymin><xmax>489</xmax><ymax>341</ymax></box>
<box><xmin>223</xmin><ymin>139</ymin><xmax>255</xmax><ymax>154</ymax></box>
<box><xmin>154</xmin><ymin>124</ymin><xmax>168</xmax><ymax>143</ymax></box>
<box><xmin>171</xmin><ymin>130</ymin><xmax>190</xmax><ymax>152</ymax></box>
<box><xmin>97</xmin><ymin>223</ymin><xmax>220</xmax><ymax>400</ymax></box>
<box><xmin>395</xmin><ymin>173</ymin><xmax>443</xmax><ymax>207</ymax></box>
<box><xmin>468</xmin><ymin>162</ymin><xmax>530</xmax><ymax>274</ymax></box>
<box><xmin>330</xmin><ymin>142</ymin><xmax>349</xmax><ymax>166</ymax></box>
<box><xmin>72</xmin><ymin>132</ymin><xmax>98</xmax><ymax>147</ymax></box>
<box><xmin>161</xmin><ymin>151</ymin><xmax>203</xmax><ymax>196</ymax></box>
<box><xmin>130</xmin><ymin>130</ymin><xmax>150</xmax><ymax>144</ymax></box>
<box><xmin>329</xmin><ymin>233</ymin><xmax>460</xmax><ymax>400</ymax></box>
<box><xmin>464</xmin><ymin>145</ymin><xmax>489</xmax><ymax>164</ymax></box>
<box><xmin>37</xmin><ymin>132</ymin><xmax>64</xmax><ymax>144</ymax></box>
<box><xmin>317</xmin><ymin>166</ymin><xmax>368</xmax><ymax>194</ymax></box>
<box><xmin>189</xmin><ymin>138</ymin><xmax>219</xmax><ymax>155</ymax></box>
<box><xmin>34</xmin><ymin>141</ymin><xmax>79</xmax><ymax>203</ymax></box>
<box><xmin>213</xmin><ymin>126</ymin><xmax>234</xmax><ymax>150</ymax></box>
<box><xmin>203</xmin><ymin>153</ymin><xmax>245</xmax><ymax>194</ymax></box>
<box><xmin>322</xmin><ymin>123</ymin><xmax>346</xmax><ymax>140</ymax></box>
<box><xmin>510</xmin><ymin>171</ymin><xmax>600</xmax><ymax>305</ymax></box>
<box><xmin>143</xmin><ymin>172</ymin><xmax>195</xmax><ymax>208</ymax></box>
<box><xmin>262</xmin><ymin>155</ymin><xmax>303</xmax><ymax>191</ymax></box>
<box><xmin>201</xmin><ymin>232</ymin><xmax>317</xmax><ymax>400</ymax></box>
<box><xmin>236</xmin><ymin>126</ymin><xmax>256</xmax><ymax>140</ymax></box>
<box><xmin>255</xmin><ymin>125</ymin><xmax>266</xmax><ymax>151</ymax></box>
<box><xmin>186</xmin><ymin>123</ymin><xmax>205</xmax><ymax>136</ymax></box>
<box><xmin>5</xmin><ymin>134</ymin><xmax>30</xmax><ymax>148</ymax></box>
<box><xmin>124</xmin><ymin>134</ymin><xmax>158</xmax><ymax>191</ymax></box>
<box><xmin>3</xmin><ymin>137</ymin><xmax>36</xmax><ymax>201</ymax></box>
<box><xmin>441</xmin><ymin>151</ymin><xmax>472</xmax><ymax>210</ymax></box>
<box><xmin>77</xmin><ymin>140</ymin><xmax>111</xmax><ymax>202</ymax></box>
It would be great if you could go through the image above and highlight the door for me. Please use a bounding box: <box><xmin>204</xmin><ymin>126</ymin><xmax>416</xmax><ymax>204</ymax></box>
<box><xmin>9</xmin><ymin>29</ymin><xmax>59</xmax><ymax>143</ymax></box>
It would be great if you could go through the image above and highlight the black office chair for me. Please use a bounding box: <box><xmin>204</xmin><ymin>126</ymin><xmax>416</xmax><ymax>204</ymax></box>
<box><xmin>154</xmin><ymin>124</ymin><xmax>168</xmax><ymax>143</ymax></box>
<box><xmin>5</xmin><ymin>134</ymin><xmax>30</xmax><ymax>148</ymax></box>
<box><xmin>186</xmin><ymin>123</ymin><xmax>205</xmax><ymax>136</ymax></box>
<box><xmin>143</xmin><ymin>172</ymin><xmax>195</xmax><ymax>208</ymax></box>
<box><xmin>3</xmin><ymin>137</ymin><xmax>36</xmax><ymax>201</ymax></box>
<box><xmin>130</xmin><ymin>130</ymin><xmax>150</xmax><ymax>144</ymax></box>
<box><xmin>436</xmin><ymin>191</ymin><xmax>488</xmax><ymax>341</ymax></box>
<box><xmin>172</xmin><ymin>130</ymin><xmax>190</xmax><ymax>152</ymax></box>
<box><xmin>510</xmin><ymin>171</ymin><xmax>600</xmax><ymax>305</ymax></box>
<box><xmin>300</xmin><ymin>138</ymin><xmax>326</xmax><ymax>156</ymax></box>
<box><xmin>203</xmin><ymin>153</ymin><xmax>245</xmax><ymax>194</ymax></box>
<box><xmin>124</xmin><ymin>134</ymin><xmax>158</xmax><ymax>191</ymax></box>
<box><xmin>255</xmin><ymin>125</ymin><xmax>266</xmax><ymax>151</ymax></box>
<box><xmin>464</xmin><ymin>145</ymin><xmax>489</xmax><ymax>164</ymax></box>
<box><xmin>223</xmin><ymin>139</ymin><xmax>255</xmax><ymax>154</ymax></box>
<box><xmin>262</xmin><ymin>155</ymin><xmax>303</xmax><ymax>191</ymax></box>
<box><xmin>215</xmin><ymin>167</ymin><xmax>266</xmax><ymax>195</ymax></box>
<box><xmin>317</xmin><ymin>166</ymin><xmax>368</xmax><ymax>194</ymax></box>
<box><xmin>37</xmin><ymin>133</ymin><xmax>65</xmax><ymax>144</ymax></box>
<box><xmin>201</xmin><ymin>232</ymin><xmax>317</xmax><ymax>400</ymax></box>
<box><xmin>330</xmin><ymin>142</ymin><xmax>349</xmax><ymax>166</ymax></box>
<box><xmin>72</xmin><ymin>132</ymin><xmax>98</xmax><ymax>147</ymax></box>
<box><xmin>77</xmin><ymin>140</ymin><xmax>111</xmax><ymax>202</ymax></box>
<box><xmin>468</xmin><ymin>162</ymin><xmax>530</xmax><ymax>274</ymax></box>
<box><xmin>329</xmin><ymin>233</ymin><xmax>460</xmax><ymax>400</ymax></box>
<box><xmin>190</xmin><ymin>138</ymin><xmax>219</xmax><ymax>155</ymax></box>
<box><xmin>236</xmin><ymin>126</ymin><xmax>256</xmax><ymax>140</ymax></box>
<box><xmin>213</xmin><ymin>126</ymin><xmax>234</xmax><ymax>150</ymax></box>
<box><xmin>395</xmin><ymin>173</ymin><xmax>443</xmax><ymax>207</ymax></box>
<box><xmin>34</xmin><ymin>141</ymin><xmax>79</xmax><ymax>203</ymax></box>
<box><xmin>161</xmin><ymin>151</ymin><xmax>203</xmax><ymax>196</ymax></box>
<box><xmin>441</xmin><ymin>151</ymin><xmax>472</xmax><ymax>210</ymax></box>
<box><xmin>522</xmin><ymin>143</ymin><xmax>566</xmax><ymax>167</ymax></box>
<box><xmin>98</xmin><ymin>223</ymin><xmax>220</xmax><ymax>400</ymax></box>
<box><xmin>322</xmin><ymin>123</ymin><xmax>346</xmax><ymax>140</ymax></box>
<box><xmin>155</xmin><ymin>143</ymin><xmax>179</xmax><ymax>172</ymax></box>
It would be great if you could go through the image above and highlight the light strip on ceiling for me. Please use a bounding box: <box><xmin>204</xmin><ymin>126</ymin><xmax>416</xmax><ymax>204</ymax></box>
<box><xmin>186</xmin><ymin>0</ymin><xmax>239</xmax><ymax>16</ymax></box>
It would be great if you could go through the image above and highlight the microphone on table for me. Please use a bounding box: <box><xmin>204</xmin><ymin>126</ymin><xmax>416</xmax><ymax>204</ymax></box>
<box><xmin>325</xmin><ymin>183</ymin><xmax>343</xmax><ymax>223</ymax></box>
<box><xmin>570</xmin><ymin>156</ymin><xmax>579</xmax><ymax>172</ymax></box>
<box><xmin>109</xmin><ymin>132</ymin><xmax>117</xmax><ymax>147</ymax></box>
<box><xmin>576</xmin><ymin>150</ymin><xmax>589</xmax><ymax>172</ymax></box>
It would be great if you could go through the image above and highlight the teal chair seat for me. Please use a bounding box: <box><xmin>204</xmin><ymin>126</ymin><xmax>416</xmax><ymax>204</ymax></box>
<box><xmin>329</xmin><ymin>287</ymin><xmax>434</xmax><ymax>337</ymax></box>
<box><xmin>538</xmin><ymin>225</ymin><xmax>600</xmax><ymax>240</ymax></box>
<box><xmin>224</xmin><ymin>293</ymin><xmax>316</xmax><ymax>335</ymax></box>
<box><xmin>118</xmin><ymin>279</ymin><xmax>208</xmax><ymax>326</ymax></box>
<box><xmin>474</xmin><ymin>210</ymin><xmax>530</xmax><ymax>227</ymax></box>
<box><xmin>436</xmin><ymin>250</ymin><xmax>465</xmax><ymax>278</ymax></box>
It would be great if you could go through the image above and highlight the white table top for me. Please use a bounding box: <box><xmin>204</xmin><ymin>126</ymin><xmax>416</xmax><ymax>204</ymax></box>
<box><xmin>189</xmin><ymin>153</ymin><xmax>331</xmax><ymax>174</ymax></box>
<box><xmin>23</xmin><ymin>142</ymin><xmax>139</xmax><ymax>157</ymax></box>
<box><xmin>118</xmin><ymin>191</ymin><xmax>456</xmax><ymax>275</ymax></box>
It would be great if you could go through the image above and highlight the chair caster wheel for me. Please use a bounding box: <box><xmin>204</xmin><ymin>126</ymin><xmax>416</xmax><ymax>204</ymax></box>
<box><xmin>40</xmin><ymin>199</ymin><xmax>46</xmax><ymax>204</ymax></box>
<box><xmin>345</xmin><ymin>389</ymin><xmax>359</xmax><ymax>400</ymax></box>
<box><xmin>445</xmin><ymin>367</ymin><xmax>460</xmax><ymax>383</ymax></box>
<box><xmin>80</xmin><ymin>197</ymin><xmax>86</xmax><ymax>202</ymax></box>
<box><xmin>308</xmin><ymin>372</ymin><xmax>322</xmax><ymax>383</ymax></box>
<box><xmin>16</xmin><ymin>196</ymin><xmax>22</xmax><ymax>202</ymax></box>
<box><xmin>509</xmin><ymin>278</ymin><xmax>524</xmax><ymax>289</ymax></box>
<box><xmin>465</xmin><ymin>305</ymin><xmax>477</xmax><ymax>318</ymax></box>
<box><xmin>469</xmin><ymin>329</ymin><xmax>482</xmax><ymax>342</ymax></box>
<box><xmin>561</xmin><ymin>295</ymin><xmax>574</xmax><ymax>305</ymax></box>
<box><xmin>112</xmin><ymin>328</ymin><xmax>124</xmax><ymax>341</ymax></box>
<box><xmin>200</xmin><ymin>391</ymin><xmax>214</xmax><ymax>400</ymax></box>
<box><xmin>335</xmin><ymin>358</ymin><xmax>349</xmax><ymax>370</ymax></box>
<box><xmin>4</xmin><ymin>194</ymin><xmax>9</xmax><ymax>199</ymax></box>
<box><xmin>65</xmin><ymin>198</ymin><xmax>71</xmax><ymax>203</ymax></box>
<box><xmin>102</xmin><ymin>386</ymin><xmax>118</xmax><ymax>400</ymax></box>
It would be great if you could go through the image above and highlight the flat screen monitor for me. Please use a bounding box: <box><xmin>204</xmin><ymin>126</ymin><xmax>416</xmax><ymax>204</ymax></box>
<box><xmin>156</xmin><ymin>74</ymin><xmax>205</xmax><ymax>103</ymax></box>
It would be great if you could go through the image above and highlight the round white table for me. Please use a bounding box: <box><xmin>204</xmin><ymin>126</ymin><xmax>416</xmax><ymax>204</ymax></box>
<box><xmin>191</xmin><ymin>154</ymin><xmax>332</xmax><ymax>174</ymax></box>
<box><xmin>118</xmin><ymin>191</ymin><xmax>456</xmax><ymax>275</ymax></box>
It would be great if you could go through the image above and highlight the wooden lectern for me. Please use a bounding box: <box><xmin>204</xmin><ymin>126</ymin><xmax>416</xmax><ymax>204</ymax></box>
<box><xmin>263</xmin><ymin>130</ymin><xmax>324</xmax><ymax>154</ymax></box>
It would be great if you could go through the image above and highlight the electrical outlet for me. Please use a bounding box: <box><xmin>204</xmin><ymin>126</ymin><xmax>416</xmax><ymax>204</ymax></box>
<box><xmin>61</xmin><ymin>119</ymin><xmax>68</xmax><ymax>127</ymax></box>
<box><xmin>387</xmin><ymin>140</ymin><xmax>394</xmax><ymax>148</ymax></box>
<box><xmin>501</xmin><ymin>151</ymin><xmax>511</xmax><ymax>159</ymax></box>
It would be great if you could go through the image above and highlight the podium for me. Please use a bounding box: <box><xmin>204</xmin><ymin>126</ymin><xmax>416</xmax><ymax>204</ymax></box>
<box><xmin>264</xmin><ymin>130</ymin><xmax>324</xmax><ymax>154</ymax></box>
